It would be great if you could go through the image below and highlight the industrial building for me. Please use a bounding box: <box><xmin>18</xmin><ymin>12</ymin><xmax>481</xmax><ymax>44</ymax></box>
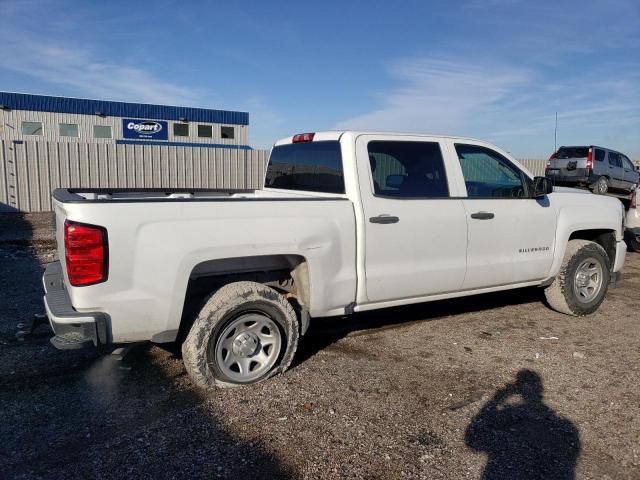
<box><xmin>0</xmin><ymin>92</ymin><xmax>250</xmax><ymax>149</ymax></box>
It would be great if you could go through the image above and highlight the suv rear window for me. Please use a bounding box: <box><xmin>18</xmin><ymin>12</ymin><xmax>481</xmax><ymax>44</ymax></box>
<box><xmin>265</xmin><ymin>141</ymin><xmax>344</xmax><ymax>194</ymax></box>
<box><xmin>555</xmin><ymin>147</ymin><xmax>589</xmax><ymax>159</ymax></box>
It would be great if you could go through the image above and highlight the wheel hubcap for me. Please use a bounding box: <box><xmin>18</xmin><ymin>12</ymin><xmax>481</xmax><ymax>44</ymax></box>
<box><xmin>599</xmin><ymin>179</ymin><xmax>607</xmax><ymax>193</ymax></box>
<box><xmin>232</xmin><ymin>331</ymin><xmax>259</xmax><ymax>357</ymax></box>
<box><xmin>573</xmin><ymin>257</ymin><xmax>603</xmax><ymax>303</ymax></box>
<box><xmin>210</xmin><ymin>313</ymin><xmax>282</xmax><ymax>383</ymax></box>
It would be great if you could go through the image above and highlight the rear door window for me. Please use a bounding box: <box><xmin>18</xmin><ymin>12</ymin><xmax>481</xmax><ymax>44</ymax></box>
<box><xmin>265</xmin><ymin>141</ymin><xmax>344</xmax><ymax>194</ymax></box>
<box><xmin>608</xmin><ymin>152</ymin><xmax>622</xmax><ymax>167</ymax></box>
<box><xmin>556</xmin><ymin>147</ymin><xmax>589</xmax><ymax>159</ymax></box>
<box><xmin>366</xmin><ymin>141</ymin><xmax>449</xmax><ymax>198</ymax></box>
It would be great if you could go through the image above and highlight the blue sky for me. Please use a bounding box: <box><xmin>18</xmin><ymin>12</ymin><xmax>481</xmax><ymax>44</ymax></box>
<box><xmin>1</xmin><ymin>0</ymin><xmax>639</xmax><ymax>158</ymax></box>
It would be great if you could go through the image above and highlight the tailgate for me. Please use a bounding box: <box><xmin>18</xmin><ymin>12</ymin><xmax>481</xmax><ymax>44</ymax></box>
<box><xmin>549</xmin><ymin>157</ymin><xmax>588</xmax><ymax>171</ymax></box>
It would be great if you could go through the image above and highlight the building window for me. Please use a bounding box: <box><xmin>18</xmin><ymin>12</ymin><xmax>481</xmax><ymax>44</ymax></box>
<box><xmin>22</xmin><ymin>121</ymin><xmax>43</xmax><ymax>136</ymax></box>
<box><xmin>198</xmin><ymin>125</ymin><xmax>213</xmax><ymax>138</ymax></box>
<box><xmin>174</xmin><ymin>123</ymin><xmax>189</xmax><ymax>137</ymax></box>
<box><xmin>59</xmin><ymin>123</ymin><xmax>79</xmax><ymax>137</ymax></box>
<box><xmin>221</xmin><ymin>126</ymin><xmax>235</xmax><ymax>139</ymax></box>
<box><xmin>93</xmin><ymin>125</ymin><xmax>112</xmax><ymax>139</ymax></box>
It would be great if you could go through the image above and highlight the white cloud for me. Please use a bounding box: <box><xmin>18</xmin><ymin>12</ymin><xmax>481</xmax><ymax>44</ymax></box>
<box><xmin>335</xmin><ymin>55</ymin><xmax>640</xmax><ymax>158</ymax></box>
<box><xmin>0</xmin><ymin>37</ymin><xmax>204</xmax><ymax>106</ymax></box>
<box><xmin>335</xmin><ymin>58</ymin><xmax>530</xmax><ymax>134</ymax></box>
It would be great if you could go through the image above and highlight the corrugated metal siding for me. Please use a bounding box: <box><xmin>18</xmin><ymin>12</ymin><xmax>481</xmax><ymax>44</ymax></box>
<box><xmin>0</xmin><ymin>110</ymin><xmax>249</xmax><ymax>145</ymax></box>
<box><xmin>0</xmin><ymin>92</ymin><xmax>249</xmax><ymax>125</ymax></box>
<box><xmin>0</xmin><ymin>140</ymin><xmax>268</xmax><ymax>212</ymax></box>
<box><xmin>518</xmin><ymin>159</ymin><xmax>546</xmax><ymax>177</ymax></box>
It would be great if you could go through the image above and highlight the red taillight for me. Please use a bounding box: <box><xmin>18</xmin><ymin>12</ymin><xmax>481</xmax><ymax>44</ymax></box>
<box><xmin>586</xmin><ymin>148</ymin><xmax>593</xmax><ymax>171</ymax></box>
<box><xmin>547</xmin><ymin>152</ymin><xmax>556</xmax><ymax>168</ymax></box>
<box><xmin>64</xmin><ymin>220</ymin><xmax>108</xmax><ymax>286</ymax></box>
<box><xmin>292</xmin><ymin>132</ymin><xmax>315</xmax><ymax>143</ymax></box>
<box><xmin>631</xmin><ymin>191</ymin><xmax>637</xmax><ymax>209</ymax></box>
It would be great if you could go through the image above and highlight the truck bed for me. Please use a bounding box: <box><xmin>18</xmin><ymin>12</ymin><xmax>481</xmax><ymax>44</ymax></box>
<box><xmin>50</xmin><ymin>187</ymin><xmax>357</xmax><ymax>343</ymax></box>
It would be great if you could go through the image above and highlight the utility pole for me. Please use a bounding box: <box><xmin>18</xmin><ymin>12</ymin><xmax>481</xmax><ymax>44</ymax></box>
<box><xmin>554</xmin><ymin>112</ymin><xmax>558</xmax><ymax>152</ymax></box>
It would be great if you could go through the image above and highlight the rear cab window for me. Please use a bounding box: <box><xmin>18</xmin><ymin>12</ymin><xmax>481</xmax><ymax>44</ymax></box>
<box><xmin>265</xmin><ymin>141</ymin><xmax>345</xmax><ymax>194</ymax></box>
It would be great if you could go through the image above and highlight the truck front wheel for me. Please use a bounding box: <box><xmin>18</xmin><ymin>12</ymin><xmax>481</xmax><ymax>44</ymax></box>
<box><xmin>544</xmin><ymin>240</ymin><xmax>610</xmax><ymax>316</ymax></box>
<box><xmin>182</xmin><ymin>281</ymin><xmax>299</xmax><ymax>389</ymax></box>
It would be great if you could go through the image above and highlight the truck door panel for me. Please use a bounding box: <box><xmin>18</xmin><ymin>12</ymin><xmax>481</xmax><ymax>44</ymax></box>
<box><xmin>452</xmin><ymin>142</ymin><xmax>556</xmax><ymax>289</ymax></box>
<box><xmin>356</xmin><ymin>136</ymin><xmax>467</xmax><ymax>302</ymax></box>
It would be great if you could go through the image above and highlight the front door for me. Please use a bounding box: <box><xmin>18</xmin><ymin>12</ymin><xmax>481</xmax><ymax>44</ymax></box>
<box><xmin>622</xmin><ymin>155</ymin><xmax>639</xmax><ymax>191</ymax></box>
<box><xmin>452</xmin><ymin>142</ymin><xmax>556</xmax><ymax>289</ymax></box>
<box><xmin>356</xmin><ymin>136</ymin><xmax>468</xmax><ymax>303</ymax></box>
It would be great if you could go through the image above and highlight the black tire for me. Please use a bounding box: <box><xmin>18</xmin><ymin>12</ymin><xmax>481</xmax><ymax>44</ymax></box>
<box><xmin>592</xmin><ymin>176</ymin><xmax>609</xmax><ymax>195</ymax></box>
<box><xmin>544</xmin><ymin>240</ymin><xmax>610</xmax><ymax>316</ymax></box>
<box><xmin>182</xmin><ymin>281</ymin><xmax>299</xmax><ymax>389</ymax></box>
<box><xmin>625</xmin><ymin>232</ymin><xmax>640</xmax><ymax>252</ymax></box>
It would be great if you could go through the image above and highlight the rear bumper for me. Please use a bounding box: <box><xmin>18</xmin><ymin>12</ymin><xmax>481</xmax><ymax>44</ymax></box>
<box><xmin>545</xmin><ymin>172</ymin><xmax>595</xmax><ymax>185</ymax></box>
<box><xmin>43</xmin><ymin>261</ymin><xmax>110</xmax><ymax>349</ymax></box>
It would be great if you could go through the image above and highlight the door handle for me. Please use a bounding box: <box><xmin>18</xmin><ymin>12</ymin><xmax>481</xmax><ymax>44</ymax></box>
<box><xmin>369</xmin><ymin>215</ymin><xmax>399</xmax><ymax>224</ymax></box>
<box><xmin>470</xmin><ymin>211</ymin><xmax>495</xmax><ymax>220</ymax></box>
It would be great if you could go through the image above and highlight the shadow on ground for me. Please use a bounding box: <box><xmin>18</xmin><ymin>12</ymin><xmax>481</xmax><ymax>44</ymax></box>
<box><xmin>465</xmin><ymin>369</ymin><xmax>581</xmax><ymax>480</ymax></box>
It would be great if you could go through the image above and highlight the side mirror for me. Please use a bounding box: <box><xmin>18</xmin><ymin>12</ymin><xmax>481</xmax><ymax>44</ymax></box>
<box><xmin>386</xmin><ymin>174</ymin><xmax>405</xmax><ymax>189</ymax></box>
<box><xmin>636</xmin><ymin>165</ymin><xmax>639</xmax><ymax>172</ymax></box>
<box><xmin>532</xmin><ymin>176</ymin><xmax>553</xmax><ymax>198</ymax></box>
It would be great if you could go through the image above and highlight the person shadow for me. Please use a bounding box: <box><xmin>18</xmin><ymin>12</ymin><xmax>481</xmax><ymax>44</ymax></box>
<box><xmin>465</xmin><ymin>369</ymin><xmax>581</xmax><ymax>480</ymax></box>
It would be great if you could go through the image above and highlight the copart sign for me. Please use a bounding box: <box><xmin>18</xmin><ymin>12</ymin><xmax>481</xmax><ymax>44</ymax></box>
<box><xmin>122</xmin><ymin>119</ymin><xmax>168</xmax><ymax>140</ymax></box>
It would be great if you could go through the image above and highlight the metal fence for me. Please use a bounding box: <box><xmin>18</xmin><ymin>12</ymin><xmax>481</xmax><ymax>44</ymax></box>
<box><xmin>0</xmin><ymin>141</ymin><xmax>269</xmax><ymax>212</ymax></box>
<box><xmin>0</xmin><ymin>140</ymin><xmax>547</xmax><ymax>212</ymax></box>
<box><xmin>518</xmin><ymin>159</ymin><xmax>546</xmax><ymax>177</ymax></box>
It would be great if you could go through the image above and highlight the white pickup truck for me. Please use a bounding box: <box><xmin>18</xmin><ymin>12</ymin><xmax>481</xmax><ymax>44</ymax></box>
<box><xmin>44</xmin><ymin>131</ymin><xmax>627</xmax><ymax>388</ymax></box>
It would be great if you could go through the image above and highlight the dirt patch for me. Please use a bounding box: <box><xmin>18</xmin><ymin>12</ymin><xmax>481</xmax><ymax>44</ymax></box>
<box><xmin>0</xmin><ymin>213</ymin><xmax>639</xmax><ymax>479</ymax></box>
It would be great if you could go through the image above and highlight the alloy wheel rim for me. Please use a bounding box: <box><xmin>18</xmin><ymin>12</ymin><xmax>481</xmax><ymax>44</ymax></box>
<box><xmin>211</xmin><ymin>312</ymin><xmax>282</xmax><ymax>383</ymax></box>
<box><xmin>573</xmin><ymin>257</ymin><xmax>603</xmax><ymax>303</ymax></box>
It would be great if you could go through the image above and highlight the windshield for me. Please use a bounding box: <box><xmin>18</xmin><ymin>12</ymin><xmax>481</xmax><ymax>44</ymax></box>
<box><xmin>265</xmin><ymin>141</ymin><xmax>344</xmax><ymax>194</ymax></box>
<box><xmin>555</xmin><ymin>147</ymin><xmax>589</xmax><ymax>159</ymax></box>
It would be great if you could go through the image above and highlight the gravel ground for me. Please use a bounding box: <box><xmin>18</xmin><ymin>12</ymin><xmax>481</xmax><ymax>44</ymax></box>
<box><xmin>1</xmin><ymin>212</ymin><xmax>639</xmax><ymax>479</ymax></box>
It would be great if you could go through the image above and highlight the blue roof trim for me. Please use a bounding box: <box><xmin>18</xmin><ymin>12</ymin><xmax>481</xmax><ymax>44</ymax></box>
<box><xmin>0</xmin><ymin>92</ymin><xmax>249</xmax><ymax>126</ymax></box>
<box><xmin>116</xmin><ymin>140</ymin><xmax>252</xmax><ymax>150</ymax></box>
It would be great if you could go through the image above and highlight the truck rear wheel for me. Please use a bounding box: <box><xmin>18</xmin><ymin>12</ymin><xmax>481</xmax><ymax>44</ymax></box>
<box><xmin>182</xmin><ymin>281</ymin><xmax>299</xmax><ymax>389</ymax></box>
<box><xmin>544</xmin><ymin>240</ymin><xmax>610</xmax><ymax>316</ymax></box>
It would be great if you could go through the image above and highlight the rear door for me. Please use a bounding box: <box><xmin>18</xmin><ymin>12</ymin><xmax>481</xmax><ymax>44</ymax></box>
<box><xmin>607</xmin><ymin>151</ymin><xmax>624</xmax><ymax>188</ymax></box>
<box><xmin>450</xmin><ymin>141</ymin><xmax>556</xmax><ymax>289</ymax></box>
<box><xmin>355</xmin><ymin>135</ymin><xmax>468</xmax><ymax>303</ymax></box>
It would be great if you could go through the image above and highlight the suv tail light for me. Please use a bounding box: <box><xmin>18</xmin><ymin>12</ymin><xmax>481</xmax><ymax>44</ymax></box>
<box><xmin>292</xmin><ymin>132</ymin><xmax>315</xmax><ymax>143</ymax></box>
<box><xmin>547</xmin><ymin>152</ymin><xmax>556</xmax><ymax>168</ymax></box>
<box><xmin>631</xmin><ymin>191</ymin><xmax>637</xmax><ymax>209</ymax></box>
<box><xmin>64</xmin><ymin>220</ymin><xmax>108</xmax><ymax>286</ymax></box>
<box><xmin>586</xmin><ymin>147</ymin><xmax>593</xmax><ymax>171</ymax></box>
